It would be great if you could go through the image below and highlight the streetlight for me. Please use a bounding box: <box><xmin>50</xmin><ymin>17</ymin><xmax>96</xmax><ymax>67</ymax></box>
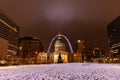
<box><xmin>35</xmin><ymin>51</ymin><xmax>38</xmax><ymax>64</ymax></box>
<box><xmin>19</xmin><ymin>46</ymin><xmax>22</xmax><ymax>50</ymax></box>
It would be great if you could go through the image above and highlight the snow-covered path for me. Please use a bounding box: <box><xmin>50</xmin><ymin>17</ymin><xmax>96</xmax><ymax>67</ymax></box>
<box><xmin>0</xmin><ymin>63</ymin><xmax>120</xmax><ymax>80</ymax></box>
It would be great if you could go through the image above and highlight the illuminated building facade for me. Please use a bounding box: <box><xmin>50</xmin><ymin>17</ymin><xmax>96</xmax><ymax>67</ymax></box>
<box><xmin>52</xmin><ymin>36</ymin><xmax>69</xmax><ymax>63</ymax></box>
<box><xmin>0</xmin><ymin>11</ymin><xmax>19</xmax><ymax>60</ymax></box>
<box><xmin>107</xmin><ymin>16</ymin><xmax>120</xmax><ymax>58</ymax></box>
<box><xmin>36</xmin><ymin>52</ymin><xmax>48</xmax><ymax>64</ymax></box>
<box><xmin>37</xmin><ymin>33</ymin><xmax>82</xmax><ymax>64</ymax></box>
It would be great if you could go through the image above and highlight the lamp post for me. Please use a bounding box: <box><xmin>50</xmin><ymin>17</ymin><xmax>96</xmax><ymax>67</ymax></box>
<box><xmin>19</xmin><ymin>46</ymin><xmax>22</xmax><ymax>64</ymax></box>
<box><xmin>35</xmin><ymin>51</ymin><xmax>38</xmax><ymax>64</ymax></box>
<box><xmin>19</xmin><ymin>46</ymin><xmax>22</xmax><ymax>57</ymax></box>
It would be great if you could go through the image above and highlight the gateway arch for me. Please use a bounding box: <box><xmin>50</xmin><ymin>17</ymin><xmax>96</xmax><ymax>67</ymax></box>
<box><xmin>47</xmin><ymin>34</ymin><xmax>73</xmax><ymax>53</ymax></box>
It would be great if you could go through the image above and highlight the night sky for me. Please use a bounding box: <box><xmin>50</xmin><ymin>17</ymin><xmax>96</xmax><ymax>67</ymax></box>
<box><xmin>0</xmin><ymin>0</ymin><xmax>120</xmax><ymax>51</ymax></box>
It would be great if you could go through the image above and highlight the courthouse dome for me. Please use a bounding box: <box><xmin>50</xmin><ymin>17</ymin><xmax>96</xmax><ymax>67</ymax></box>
<box><xmin>54</xmin><ymin>36</ymin><xmax>66</xmax><ymax>52</ymax></box>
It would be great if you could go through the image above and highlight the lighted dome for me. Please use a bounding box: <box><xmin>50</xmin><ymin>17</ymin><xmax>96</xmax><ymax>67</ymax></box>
<box><xmin>54</xmin><ymin>36</ymin><xmax>66</xmax><ymax>52</ymax></box>
<box><xmin>55</xmin><ymin>36</ymin><xmax>64</xmax><ymax>44</ymax></box>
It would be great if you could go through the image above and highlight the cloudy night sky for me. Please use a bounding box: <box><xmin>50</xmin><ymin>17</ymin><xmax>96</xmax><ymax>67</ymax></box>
<box><xmin>0</xmin><ymin>0</ymin><xmax>120</xmax><ymax>51</ymax></box>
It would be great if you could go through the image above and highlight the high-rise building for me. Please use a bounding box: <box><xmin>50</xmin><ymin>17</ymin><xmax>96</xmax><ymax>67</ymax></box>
<box><xmin>18</xmin><ymin>37</ymin><xmax>43</xmax><ymax>64</ymax></box>
<box><xmin>107</xmin><ymin>16</ymin><xmax>120</xmax><ymax>58</ymax></box>
<box><xmin>0</xmin><ymin>11</ymin><xmax>19</xmax><ymax>60</ymax></box>
<box><xmin>73</xmin><ymin>40</ymin><xmax>85</xmax><ymax>53</ymax></box>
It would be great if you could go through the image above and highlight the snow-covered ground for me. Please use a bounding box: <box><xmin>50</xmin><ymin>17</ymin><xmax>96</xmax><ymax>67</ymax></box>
<box><xmin>0</xmin><ymin>63</ymin><xmax>120</xmax><ymax>80</ymax></box>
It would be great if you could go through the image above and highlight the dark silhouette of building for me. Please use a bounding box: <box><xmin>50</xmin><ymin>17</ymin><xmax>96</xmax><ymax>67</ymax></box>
<box><xmin>73</xmin><ymin>40</ymin><xmax>85</xmax><ymax>53</ymax></box>
<box><xmin>0</xmin><ymin>11</ymin><xmax>19</xmax><ymax>61</ymax></box>
<box><xmin>107</xmin><ymin>16</ymin><xmax>120</xmax><ymax>58</ymax></box>
<box><xmin>18</xmin><ymin>37</ymin><xmax>43</xmax><ymax>62</ymax></box>
<box><xmin>73</xmin><ymin>40</ymin><xmax>85</xmax><ymax>61</ymax></box>
<box><xmin>92</xmin><ymin>47</ymin><xmax>105</xmax><ymax>58</ymax></box>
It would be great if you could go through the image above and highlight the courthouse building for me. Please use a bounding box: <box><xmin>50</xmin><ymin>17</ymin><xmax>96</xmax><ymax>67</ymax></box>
<box><xmin>36</xmin><ymin>33</ymin><xmax>82</xmax><ymax>64</ymax></box>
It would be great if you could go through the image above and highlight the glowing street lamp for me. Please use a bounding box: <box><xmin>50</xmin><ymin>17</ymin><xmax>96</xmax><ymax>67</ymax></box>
<box><xmin>19</xmin><ymin>46</ymin><xmax>22</xmax><ymax>50</ymax></box>
<box><xmin>78</xmin><ymin>40</ymin><xmax>81</xmax><ymax>43</ymax></box>
<box><xmin>35</xmin><ymin>51</ymin><xmax>38</xmax><ymax>64</ymax></box>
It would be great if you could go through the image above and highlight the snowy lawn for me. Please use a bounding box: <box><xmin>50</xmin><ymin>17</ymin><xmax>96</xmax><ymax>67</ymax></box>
<box><xmin>0</xmin><ymin>63</ymin><xmax>120</xmax><ymax>80</ymax></box>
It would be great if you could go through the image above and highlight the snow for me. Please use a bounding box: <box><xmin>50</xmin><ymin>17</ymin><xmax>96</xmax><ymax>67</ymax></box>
<box><xmin>0</xmin><ymin>63</ymin><xmax>120</xmax><ymax>80</ymax></box>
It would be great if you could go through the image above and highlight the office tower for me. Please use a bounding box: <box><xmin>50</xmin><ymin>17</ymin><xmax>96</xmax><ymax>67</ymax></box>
<box><xmin>107</xmin><ymin>16</ymin><xmax>120</xmax><ymax>58</ymax></box>
<box><xmin>0</xmin><ymin>11</ymin><xmax>19</xmax><ymax>60</ymax></box>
